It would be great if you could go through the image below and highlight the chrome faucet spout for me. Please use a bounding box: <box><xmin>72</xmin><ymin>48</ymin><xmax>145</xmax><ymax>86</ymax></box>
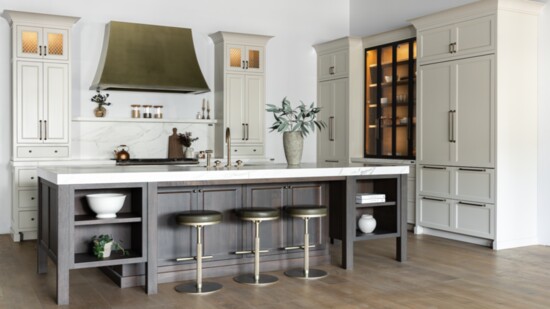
<box><xmin>225</xmin><ymin>127</ymin><xmax>231</xmax><ymax>168</ymax></box>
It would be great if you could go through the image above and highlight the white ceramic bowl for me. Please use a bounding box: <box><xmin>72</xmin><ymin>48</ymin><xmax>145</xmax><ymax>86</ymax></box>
<box><xmin>86</xmin><ymin>193</ymin><xmax>126</xmax><ymax>219</ymax></box>
<box><xmin>384</xmin><ymin>76</ymin><xmax>392</xmax><ymax>83</ymax></box>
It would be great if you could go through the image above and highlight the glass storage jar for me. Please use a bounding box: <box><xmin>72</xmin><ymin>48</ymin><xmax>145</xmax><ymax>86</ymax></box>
<box><xmin>131</xmin><ymin>104</ymin><xmax>141</xmax><ymax>118</ymax></box>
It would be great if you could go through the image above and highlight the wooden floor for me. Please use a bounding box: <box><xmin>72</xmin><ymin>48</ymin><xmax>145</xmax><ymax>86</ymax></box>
<box><xmin>1</xmin><ymin>233</ymin><xmax>550</xmax><ymax>309</ymax></box>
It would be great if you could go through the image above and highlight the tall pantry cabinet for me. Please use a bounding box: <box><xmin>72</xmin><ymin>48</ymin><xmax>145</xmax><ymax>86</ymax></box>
<box><xmin>412</xmin><ymin>0</ymin><xmax>542</xmax><ymax>249</ymax></box>
<box><xmin>209</xmin><ymin>32</ymin><xmax>272</xmax><ymax>159</ymax></box>
<box><xmin>314</xmin><ymin>37</ymin><xmax>363</xmax><ymax>165</ymax></box>
<box><xmin>4</xmin><ymin>11</ymin><xmax>79</xmax><ymax>241</ymax></box>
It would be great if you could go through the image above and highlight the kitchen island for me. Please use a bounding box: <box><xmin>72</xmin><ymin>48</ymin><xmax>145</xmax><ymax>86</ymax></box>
<box><xmin>37</xmin><ymin>163</ymin><xmax>408</xmax><ymax>305</ymax></box>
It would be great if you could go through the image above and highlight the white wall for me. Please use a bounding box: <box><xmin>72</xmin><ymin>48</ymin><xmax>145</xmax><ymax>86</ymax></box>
<box><xmin>0</xmin><ymin>0</ymin><xmax>350</xmax><ymax>234</ymax></box>
<box><xmin>538</xmin><ymin>2</ymin><xmax>550</xmax><ymax>245</ymax></box>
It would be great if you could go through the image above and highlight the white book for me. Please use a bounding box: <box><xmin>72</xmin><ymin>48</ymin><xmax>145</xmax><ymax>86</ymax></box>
<box><xmin>356</xmin><ymin>198</ymin><xmax>386</xmax><ymax>204</ymax></box>
<box><xmin>356</xmin><ymin>193</ymin><xmax>386</xmax><ymax>199</ymax></box>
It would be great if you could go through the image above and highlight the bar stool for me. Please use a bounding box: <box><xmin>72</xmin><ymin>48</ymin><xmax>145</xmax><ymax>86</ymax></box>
<box><xmin>234</xmin><ymin>207</ymin><xmax>280</xmax><ymax>285</ymax></box>
<box><xmin>284</xmin><ymin>205</ymin><xmax>328</xmax><ymax>279</ymax></box>
<box><xmin>174</xmin><ymin>210</ymin><xmax>223</xmax><ymax>294</ymax></box>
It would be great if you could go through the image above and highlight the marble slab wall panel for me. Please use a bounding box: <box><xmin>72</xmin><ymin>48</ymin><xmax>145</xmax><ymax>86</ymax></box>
<box><xmin>71</xmin><ymin>121</ymin><xmax>214</xmax><ymax>160</ymax></box>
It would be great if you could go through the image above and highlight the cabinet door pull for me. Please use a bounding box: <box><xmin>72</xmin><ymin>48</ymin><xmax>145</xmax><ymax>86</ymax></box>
<box><xmin>245</xmin><ymin>123</ymin><xmax>249</xmax><ymax>140</ymax></box>
<box><xmin>452</xmin><ymin>42</ymin><xmax>457</xmax><ymax>53</ymax></box>
<box><xmin>39</xmin><ymin>46</ymin><xmax>43</xmax><ymax>56</ymax></box>
<box><xmin>448</xmin><ymin>111</ymin><xmax>453</xmax><ymax>142</ymax></box>
<box><xmin>242</xmin><ymin>124</ymin><xmax>245</xmax><ymax>140</ymax></box>
<box><xmin>242</xmin><ymin>60</ymin><xmax>245</xmax><ymax>69</ymax></box>
<box><xmin>451</xmin><ymin>110</ymin><xmax>456</xmax><ymax>142</ymax></box>
<box><xmin>329</xmin><ymin>116</ymin><xmax>335</xmax><ymax>141</ymax></box>
<box><xmin>458</xmin><ymin>201</ymin><xmax>486</xmax><ymax>207</ymax></box>
<box><xmin>449</xmin><ymin>43</ymin><xmax>453</xmax><ymax>54</ymax></box>
<box><xmin>39</xmin><ymin>120</ymin><xmax>43</xmax><ymax>140</ymax></box>
<box><xmin>44</xmin><ymin>120</ymin><xmax>47</xmax><ymax>140</ymax></box>
<box><xmin>44</xmin><ymin>46</ymin><xmax>48</xmax><ymax>56</ymax></box>
<box><xmin>325</xmin><ymin>160</ymin><xmax>339</xmax><ymax>163</ymax></box>
<box><xmin>329</xmin><ymin>66</ymin><xmax>335</xmax><ymax>75</ymax></box>
<box><xmin>458</xmin><ymin>167</ymin><xmax>487</xmax><ymax>172</ymax></box>
<box><xmin>245</xmin><ymin>60</ymin><xmax>249</xmax><ymax>70</ymax></box>
<box><xmin>422</xmin><ymin>197</ymin><xmax>446</xmax><ymax>202</ymax></box>
<box><xmin>422</xmin><ymin>165</ymin><xmax>446</xmax><ymax>170</ymax></box>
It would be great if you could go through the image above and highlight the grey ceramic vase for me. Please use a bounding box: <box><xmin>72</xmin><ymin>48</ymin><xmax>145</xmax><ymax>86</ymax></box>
<box><xmin>283</xmin><ymin>131</ymin><xmax>304</xmax><ymax>165</ymax></box>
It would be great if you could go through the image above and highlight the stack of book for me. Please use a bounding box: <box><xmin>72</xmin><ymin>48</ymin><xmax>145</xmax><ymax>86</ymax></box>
<box><xmin>356</xmin><ymin>193</ymin><xmax>386</xmax><ymax>204</ymax></box>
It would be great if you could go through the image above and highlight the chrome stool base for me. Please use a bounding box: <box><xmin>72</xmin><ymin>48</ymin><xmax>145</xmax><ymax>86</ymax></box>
<box><xmin>175</xmin><ymin>282</ymin><xmax>223</xmax><ymax>294</ymax></box>
<box><xmin>285</xmin><ymin>268</ymin><xmax>327</xmax><ymax>279</ymax></box>
<box><xmin>234</xmin><ymin>274</ymin><xmax>279</xmax><ymax>285</ymax></box>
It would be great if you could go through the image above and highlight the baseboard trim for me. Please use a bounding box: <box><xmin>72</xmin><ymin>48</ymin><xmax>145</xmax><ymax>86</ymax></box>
<box><xmin>415</xmin><ymin>226</ymin><xmax>493</xmax><ymax>248</ymax></box>
<box><xmin>493</xmin><ymin>237</ymin><xmax>539</xmax><ymax>250</ymax></box>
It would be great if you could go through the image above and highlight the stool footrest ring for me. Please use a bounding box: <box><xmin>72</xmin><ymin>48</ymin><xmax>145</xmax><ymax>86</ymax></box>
<box><xmin>283</xmin><ymin>245</ymin><xmax>316</xmax><ymax>250</ymax></box>
<box><xmin>176</xmin><ymin>255</ymin><xmax>213</xmax><ymax>262</ymax></box>
<box><xmin>234</xmin><ymin>249</ymin><xmax>269</xmax><ymax>255</ymax></box>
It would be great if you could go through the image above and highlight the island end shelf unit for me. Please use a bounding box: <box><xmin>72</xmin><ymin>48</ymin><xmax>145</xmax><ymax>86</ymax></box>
<box><xmin>37</xmin><ymin>180</ymin><xmax>154</xmax><ymax>305</ymax></box>
<box><xmin>330</xmin><ymin>174</ymin><xmax>407</xmax><ymax>269</ymax></box>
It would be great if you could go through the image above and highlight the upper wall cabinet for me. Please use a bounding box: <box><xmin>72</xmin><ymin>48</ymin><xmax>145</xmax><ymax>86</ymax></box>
<box><xmin>226</xmin><ymin>44</ymin><xmax>265</xmax><ymax>73</ymax></box>
<box><xmin>16</xmin><ymin>26</ymin><xmax>69</xmax><ymax>61</ymax></box>
<box><xmin>318</xmin><ymin>49</ymin><xmax>348</xmax><ymax>81</ymax></box>
<box><xmin>418</xmin><ymin>15</ymin><xmax>495</xmax><ymax>65</ymax></box>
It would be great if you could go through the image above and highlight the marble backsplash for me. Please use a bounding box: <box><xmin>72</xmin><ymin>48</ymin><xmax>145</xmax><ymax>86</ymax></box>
<box><xmin>71</xmin><ymin>120</ymin><xmax>215</xmax><ymax>160</ymax></box>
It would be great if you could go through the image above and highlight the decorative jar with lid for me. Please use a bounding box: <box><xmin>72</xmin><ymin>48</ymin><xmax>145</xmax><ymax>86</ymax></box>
<box><xmin>358</xmin><ymin>214</ymin><xmax>376</xmax><ymax>234</ymax></box>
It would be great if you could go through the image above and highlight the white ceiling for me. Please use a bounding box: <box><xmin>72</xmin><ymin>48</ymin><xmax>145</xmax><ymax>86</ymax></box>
<box><xmin>350</xmin><ymin>0</ymin><xmax>479</xmax><ymax>36</ymax></box>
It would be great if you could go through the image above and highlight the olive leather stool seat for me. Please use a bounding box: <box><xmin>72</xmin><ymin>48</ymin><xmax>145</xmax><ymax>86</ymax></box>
<box><xmin>174</xmin><ymin>210</ymin><xmax>223</xmax><ymax>294</ymax></box>
<box><xmin>233</xmin><ymin>207</ymin><xmax>280</xmax><ymax>285</ymax></box>
<box><xmin>284</xmin><ymin>205</ymin><xmax>328</xmax><ymax>279</ymax></box>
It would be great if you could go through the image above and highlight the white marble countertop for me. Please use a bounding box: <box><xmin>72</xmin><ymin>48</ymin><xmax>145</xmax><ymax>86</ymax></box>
<box><xmin>37</xmin><ymin>163</ymin><xmax>409</xmax><ymax>185</ymax></box>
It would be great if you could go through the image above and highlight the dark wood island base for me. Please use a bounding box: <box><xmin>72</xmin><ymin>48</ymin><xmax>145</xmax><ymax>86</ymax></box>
<box><xmin>37</xmin><ymin>165</ymin><xmax>407</xmax><ymax>305</ymax></box>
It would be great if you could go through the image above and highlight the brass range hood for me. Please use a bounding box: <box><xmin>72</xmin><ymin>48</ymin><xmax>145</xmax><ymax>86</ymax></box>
<box><xmin>90</xmin><ymin>21</ymin><xmax>209</xmax><ymax>93</ymax></box>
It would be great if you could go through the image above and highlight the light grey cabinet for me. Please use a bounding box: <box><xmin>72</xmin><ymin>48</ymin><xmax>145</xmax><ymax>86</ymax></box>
<box><xmin>418</xmin><ymin>54</ymin><xmax>495</xmax><ymax>168</ymax></box>
<box><xmin>418</xmin><ymin>15</ymin><xmax>495</xmax><ymax>65</ymax></box>
<box><xmin>314</xmin><ymin>37</ymin><xmax>363</xmax><ymax>166</ymax></box>
<box><xmin>418</xmin><ymin>197</ymin><xmax>494</xmax><ymax>239</ymax></box>
<box><xmin>317</xmin><ymin>78</ymin><xmax>349</xmax><ymax>164</ymax></box>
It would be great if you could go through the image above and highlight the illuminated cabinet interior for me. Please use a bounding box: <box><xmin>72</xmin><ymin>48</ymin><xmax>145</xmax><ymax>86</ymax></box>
<box><xmin>17</xmin><ymin>26</ymin><xmax>68</xmax><ymax>60</ymax></box>
<box><xmin>365</xmin><ymin>38</ymin><xmax>416</xmax><ymax>159</ymax></box>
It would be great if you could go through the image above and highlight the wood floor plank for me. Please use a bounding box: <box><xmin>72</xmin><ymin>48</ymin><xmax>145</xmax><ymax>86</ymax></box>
<box><xmin>1</xmin><ymin>233</ymin><xmax>550</xmax><ymax>308</ymax></box>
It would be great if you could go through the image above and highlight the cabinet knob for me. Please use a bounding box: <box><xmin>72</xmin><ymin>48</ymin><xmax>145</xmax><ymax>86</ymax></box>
<box><xmin>31</xmin><ymin>218</ymin><xmax>35</xmax><ymax>221</ymax></box>
<box><xmin>54</xmin><ymin>150</ymin><xmax>58</xmax><ymax>153</ymax></box>
<box><xmin>31</xmin><ymin>197</ymin><xmax>35</xmax><ymax>200</ymax></box>
<box><xmin>29</xmin><ymin>150</ymin><xmax>32</xmax><ymax>153</ymax></box>
<box><xmin>31</xmin><ymin>177</ymin><xmax>35</xmax><ymax>180</ymax></box>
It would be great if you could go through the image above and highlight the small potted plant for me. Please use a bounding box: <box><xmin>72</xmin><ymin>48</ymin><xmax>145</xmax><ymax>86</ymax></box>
<box><xmin>179</xmin><ymin>132</ymin><xmax>199</xmax><ymax>158</ymax></box>
<box><xmin>266</xmin><ymin>97</ymin><xmax>326</xmax><ymax>165</ymax></box>
<box><xmin>91</xmin><ymin>234</ymin><xmax>128</xmax><ymax>259</ymax></box>
<box><xmin>91</xmin><ymin>89</ymin><xmax>111</xmax><ymax>118</ymax></box>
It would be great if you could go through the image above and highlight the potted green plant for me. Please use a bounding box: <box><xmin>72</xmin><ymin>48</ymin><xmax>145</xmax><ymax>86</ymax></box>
<box><xmin>266</xmin><ymin>97</ymin><xmax>326</xmax><ymax>165</ymax></box>
<box><xmin>91</xmin><ymin>234</ymin><xmax>128</xmax><ymax>259</ymax></box>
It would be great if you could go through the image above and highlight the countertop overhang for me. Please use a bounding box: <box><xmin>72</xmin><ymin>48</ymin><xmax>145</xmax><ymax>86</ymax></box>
<box><xmin>37</xmin><ymin>163</ymin><xmax>409</xmax><ymax>185</ymax></box>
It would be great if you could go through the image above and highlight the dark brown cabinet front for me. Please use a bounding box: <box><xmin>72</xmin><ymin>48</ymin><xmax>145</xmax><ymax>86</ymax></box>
<box><xmin>365</xmin><ymin>38</ymin><xmax>416</xmax><ymax>159</ymax></box>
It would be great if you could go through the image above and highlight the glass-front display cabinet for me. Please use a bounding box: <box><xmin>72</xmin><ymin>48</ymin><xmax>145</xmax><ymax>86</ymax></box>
<box><xmin>365</xmin><ymin>38</ymin><xmax>416</xmax><ymax>159</ymax></box>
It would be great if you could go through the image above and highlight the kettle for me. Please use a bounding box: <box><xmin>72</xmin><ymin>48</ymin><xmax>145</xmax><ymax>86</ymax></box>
<box><xmin>114</xmin><ymin>145</ymin><xmax>130</xmax><ymax>161</ymax></box>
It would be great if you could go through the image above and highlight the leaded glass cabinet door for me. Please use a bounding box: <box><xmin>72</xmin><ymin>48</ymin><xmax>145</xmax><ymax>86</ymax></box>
<box><xmin>16</xmin><ymin>26</ymin><xmax>68</xmax><ymax>61</ymax></box>
<box><xmin>364</xmin><ymin>38</ymin><xmax>416</xmax><ymax>159</ymax></box>
<box><xmin>226</xmin><ymin>44</ymin><xmax>264</xmax><ymax>73</ymax></box>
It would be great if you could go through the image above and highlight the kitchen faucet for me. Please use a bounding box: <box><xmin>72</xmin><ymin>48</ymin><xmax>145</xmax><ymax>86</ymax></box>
<box><xmin>225</xmin><ymin>127</ymin><xmax>232</xmax><ymax>168</ymax></box>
